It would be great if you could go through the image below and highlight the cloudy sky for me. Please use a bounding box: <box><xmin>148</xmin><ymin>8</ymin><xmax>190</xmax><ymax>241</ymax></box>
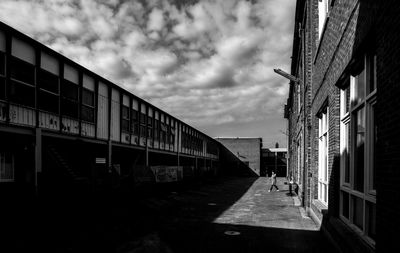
<box><xmin>0</xmin><ymin>0</ymin><xmax>295</xmax><ymax>147</ymax></box>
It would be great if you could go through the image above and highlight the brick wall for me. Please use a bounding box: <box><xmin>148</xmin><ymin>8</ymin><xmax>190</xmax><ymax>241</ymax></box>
<box><xmin>306</xmin><ymin>0</ymin><xmax>400</xmax><ymax>251</ymax></box>
<box><xmin>374</xmin><ymin>1</ymin><xmax>400</xmax><ymax>251</ymax></box>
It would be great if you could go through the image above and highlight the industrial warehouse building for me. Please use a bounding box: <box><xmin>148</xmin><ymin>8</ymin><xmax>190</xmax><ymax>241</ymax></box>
<box><xmin>215</xmin><ymin>137</ymin><xmax>262</xmax><ymax>176</ymax></box>
<box><xmin>0</xmin><ymin>21</ymin><xmax>234</xmax><ymax>200</ymax></box>
<box><xmin>284</xmin><ymin>0</ymin><xmax>400</xmax><ymax>252</ymax></box>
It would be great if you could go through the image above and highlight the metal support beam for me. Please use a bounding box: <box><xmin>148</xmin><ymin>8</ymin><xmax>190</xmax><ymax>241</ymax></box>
<box><xmin>107</xmin><ymin>140</ymin><xmax>112</xmax><ymax>170</ymax></box>
<box><xmin>35</xmin><ymin>128</ymin><xmax>42</xmax><ymax>196</ymax></box>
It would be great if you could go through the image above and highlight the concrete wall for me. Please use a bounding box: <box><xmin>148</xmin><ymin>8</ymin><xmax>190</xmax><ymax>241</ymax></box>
<box><xmin>216</xmin><ymin>138</ymin><xmax>261</xmax><ymax>176</ymax></box>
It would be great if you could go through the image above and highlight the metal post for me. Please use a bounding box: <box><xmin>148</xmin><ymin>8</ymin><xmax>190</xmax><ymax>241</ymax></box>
<box><xmin>35</xmin><ymin>128</ymin><xmax>42</xmax><ymax>196</ymax></box>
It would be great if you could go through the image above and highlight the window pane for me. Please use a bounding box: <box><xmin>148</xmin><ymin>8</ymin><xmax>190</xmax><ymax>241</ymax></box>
<box><xmin>354</xmin><ymin>107</ymin><xmax>365</xmax><ymax>192</ymax></box>
<box><xmin>140</xmin><ymin>113</ymin><xmax>146</xmax><ymax>124</ymax></box>
<box><xmin>121</xmin><ymin>119</ymin><xmax>129</xmax><ymax>132</ymax></box>
<box><xmin>131</xmin><ymin>123</ymin><xmax>138</xmax><ymax>135</ymax></box>
<box><xmin>61</xmin><ymin>80</ymin><xmax>78</xmax><ymax>101</ymax></box>
<box><xmin>82</xmin><ymin>89</ymin><xmax>94</xmax><ymax>106</ymax></box>
<box><xmin>61</xmin><ymin>99</ymin><xmax>79</xmax><ymax>118</ymax></box>
<box><xmin>140</xmin><ymin>125</ymin><xmax>146</xmax><ymax>137</ymax></box>
<box><xmin>0</xmin><ymin>78</ymin><xmax>5</xmax><ymax>100</ymax></box>
<box><xmin>0</xmin><ymin>52</ymin><xmax>5</xmax><ymax>76</ymax></box>
<box><xmin>371</xmin><ymin>103</ymin><xmax>376</xmax><ymax>191</ymax></box>
<box><xmin>352</xmin><ymin>196</ymin><xmax>364</xmax><ymax>230</ymax></box>
<box><xmin>39</xmin><ymin>69</ymin><xmax>59</xmax><ymax>93</ymax></box>
<box><xmin>122</xmin><ymin>106</ymin><xmax>129</xmax><ymax>120</ymax></box>
<box><xmin>81</xmin><ymin>105</ymin><xmax>94</xmax><ymax>122</ymax></box>
<box><xmin>342</xmin><ymin>191</ymin><xmax>349</xmax><ymax>219</ymax></box>
<box><xmin>324</xmin><ymin>135</ymin><xmax>328</xmax><ymax>181</ymax></box>
<box><xmin>10</xmin><ymin>57</ymin><xmax>35</xmax><ymax>84</ymax></box>
<box><xmin>9</xmin><ymin>80</ymin><xmax>35</xmax><ymax>107</ymax></box>
<box><xmin>38</xmin><ymin>90</ymin><xmax>59</xmax><ymax>114</ymax></box>
<box><xmin>345</xmin><ymin>87</ymin><xmax>350</xmax><ymax>113</ymax></box>
<box><xmin>366</xmin><ymin>202</ymin><xmax>376</xmax><ymax>240</ymax></box>
<box><xmin>354</xmin><ymin>67</ymin><xmax>365</xmax><ymax>106</ymax></box>
<box><xmin>131</xmin><ymin>109</ymin><xmax>137</xmax><ymax>120</ymax></box>
<box><xmin>344</xmin><ymin>122</ymin><xmax>350</xmax><ymax>183</ymax></box>
<box><xmin>0</xmin><ymin>153</ymin><xmax>14</xmax><ymax>181</ymax></box>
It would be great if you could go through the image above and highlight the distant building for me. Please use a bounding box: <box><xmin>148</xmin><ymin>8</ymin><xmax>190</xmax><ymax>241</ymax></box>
<box><xmin>261</xmin><ymin>147</ymin><xmax>287</xmax><ymax>177</ymax></box>
<box><xmin>215</xmin><ymin>137</ymin><xmax>262</xmax><ymax>176</ymax></box>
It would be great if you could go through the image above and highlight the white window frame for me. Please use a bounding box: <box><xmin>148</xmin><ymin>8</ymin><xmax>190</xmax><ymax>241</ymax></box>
<box><xmin>339</xmin><ymin>52</ymin><xmax>377</xmax><ymax>246</ymax></box>
<box><xmin>318</xmin><ymin>108</ymin><xmax>329</xmax><ymax>205</ymax></box>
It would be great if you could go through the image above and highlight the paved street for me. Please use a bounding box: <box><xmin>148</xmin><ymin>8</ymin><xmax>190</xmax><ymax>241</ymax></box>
<box><xmin>116</xmin><ymin>177</ymin><xmax>338</xmax><ymax>253</ymax></box>
<box><xmin>4</xmin><ymin>177</ymin><xmax>338</xmax><ymax>253</ymax></box>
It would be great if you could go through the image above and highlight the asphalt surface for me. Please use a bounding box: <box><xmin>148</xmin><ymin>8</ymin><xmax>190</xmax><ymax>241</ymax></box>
<box><xmin>117</xmin><ymin>177</ymin><xmax>338</xmax><ymax>253</ymax></box>
<box><xmin>3</xmin><ymin>177</ymin><xmax>339</xmax><ymax>253</ymax></box>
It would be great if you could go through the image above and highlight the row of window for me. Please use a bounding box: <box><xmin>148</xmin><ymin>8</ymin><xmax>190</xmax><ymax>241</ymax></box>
<box><xmin>182</xmin><ymin>131</ymin><xmax>203</xmax><ymax>152</ymax></box>
<box><xmin>317</xmin><ymin>52</ymin><xmax>376</xmax><ymax>243</ymax></box>
<box><xmin>1</xmin><ymin>54</ymin><xmax>96</xmax><ymax>122</ymax></box>
<box><xmin>0</xmin><ymin>33</ymin><xmax>216</xmax><ymax>156</ymax></box>
<box><xmin>121</xmin><ymin>105</ymin><xmax>176</xmax><ymax>145</ymax></box>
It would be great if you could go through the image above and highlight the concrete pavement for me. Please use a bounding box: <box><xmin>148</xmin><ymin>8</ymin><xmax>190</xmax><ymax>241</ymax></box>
<box><xmin>4</xmin><ymin>177</ymin><xmax>338</xmax><ymax>252</ymax></box>
<box><xmin>118</xmin><ymin>177</ymin><xmax>338</xmax><ymax>253</ymax></box>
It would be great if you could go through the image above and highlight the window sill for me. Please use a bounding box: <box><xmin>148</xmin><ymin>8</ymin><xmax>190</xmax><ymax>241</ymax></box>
<box><xmin>313</xmin><ymin>199</ymin><xmax>328</xmax><ymax>214</ymax></box>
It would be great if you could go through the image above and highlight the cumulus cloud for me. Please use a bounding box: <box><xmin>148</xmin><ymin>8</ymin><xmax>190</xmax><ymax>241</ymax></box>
<box><xmin>0</xmin><ymin>0</ymin><xmax>296</xmax><ymax>147</ymax></box>
<box><xmin>147</xmin><ymin>8</ymin><xmax>165</xmax><ymax>31</ymax></box>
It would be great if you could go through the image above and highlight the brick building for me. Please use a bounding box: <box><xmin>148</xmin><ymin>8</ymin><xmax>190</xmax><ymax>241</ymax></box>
<box><xmin>284</xmin><ymin>0</ymin><xmax>400</xmax><ymax>252</ymax></box>
<box><xmin>215</xmin><ymin>137</ymin><xmax>262</xmax><ymax>176</ymax></box>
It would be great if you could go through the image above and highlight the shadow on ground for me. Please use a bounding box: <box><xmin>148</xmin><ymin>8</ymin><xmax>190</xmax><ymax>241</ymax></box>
<box><xmin>2</xmin><ymin>177</ymin><xmax>336</xmax><ymax>253</ymax></box>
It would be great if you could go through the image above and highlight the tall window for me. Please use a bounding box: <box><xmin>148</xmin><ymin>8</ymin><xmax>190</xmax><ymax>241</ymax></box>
<box><xmin>61</xmin><ymin>65</ymin><xmax>79</xmax><ymax>118</ymax></box>
<box><xmin>318</xmin><ymin>107</ymin><xmax>329</xmax><ymax>205</ymax></box>
<box><xmin>140</xmin><ymin>110</ymin><xmax>146</xmax><ymax>137</ymax></box>
<box><xmin>0</xmin><ymin>152</ymin><xmax>14</xmax><ymax>182</ymax></box>
<box><xmin>121</xmin><ymin>105</ymin><xmax>130</xmax><ymax>132</ymax></box>
<box><xmin>81</xmin><ymin>88</ymin><xmax>95</xmax><ymax>122</ymax></box>
<box><xmin>81</xmin><ymin>75</ymin><xmax>95</xmax><ymax>123</ymax></box>
<box><xmin>0</xmin><ymin>32</ymin><xmax>6</xmax><ymax>100</ymax></box>
<box><xmin>9</xmin><ymin>38</ymin><xmax>36</xmax><ymax>108</ymax></box>
<box><xmin>147</xmin><ymin>115</ymin><xmax>153</xmax><ymax>139</ymax></box>
<box><xmin>318</xmin><ymin>0</ymin><xmax>329</xmax><ymax>39</ymax></box>
<box><xmin>38</xmin><ymin>52</ymin><xmax>59</xmax><ymax>114</ymax></box>
<box><xmin>340</xmin><ymin>52</ymin><xmax>376</xmax><ymax>243</ymax></box>
<box><xmin>154</xmin><ymin>117</ymin><xmax>159</xmax><ymax>141</ymax></box>
<box><xmin>170</xmin><ymin>120</ymin><xmax>175</xmax><ymax>146</ymax></box>
<box><xmin>131</xmin><ymin>108</ymin><xmax>138</xmax><ymax>135</ymax></box>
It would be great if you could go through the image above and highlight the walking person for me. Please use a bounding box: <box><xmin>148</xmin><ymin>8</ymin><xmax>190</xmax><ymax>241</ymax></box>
<box><xmin>269</xmin><ymin>171</ymin><xmax>279</xmax><ymax>192</ymax></box>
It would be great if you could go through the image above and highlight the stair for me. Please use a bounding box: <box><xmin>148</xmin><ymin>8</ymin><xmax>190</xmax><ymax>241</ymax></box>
<box><xmin>46</xmin><ymin>145</ymin><xmax>87</xmax><ymax>182</ymax></box>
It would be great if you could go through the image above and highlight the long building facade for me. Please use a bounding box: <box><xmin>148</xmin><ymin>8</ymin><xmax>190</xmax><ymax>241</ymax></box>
<box><xmin>284</xmin><ymin>1</ymin><xmax>400</xmax><ymax>252</ymax></box>
<box><xmin>0</xmin><ymin>21</ymin><xmax>222</xmax><ymax>198</ymax></box>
